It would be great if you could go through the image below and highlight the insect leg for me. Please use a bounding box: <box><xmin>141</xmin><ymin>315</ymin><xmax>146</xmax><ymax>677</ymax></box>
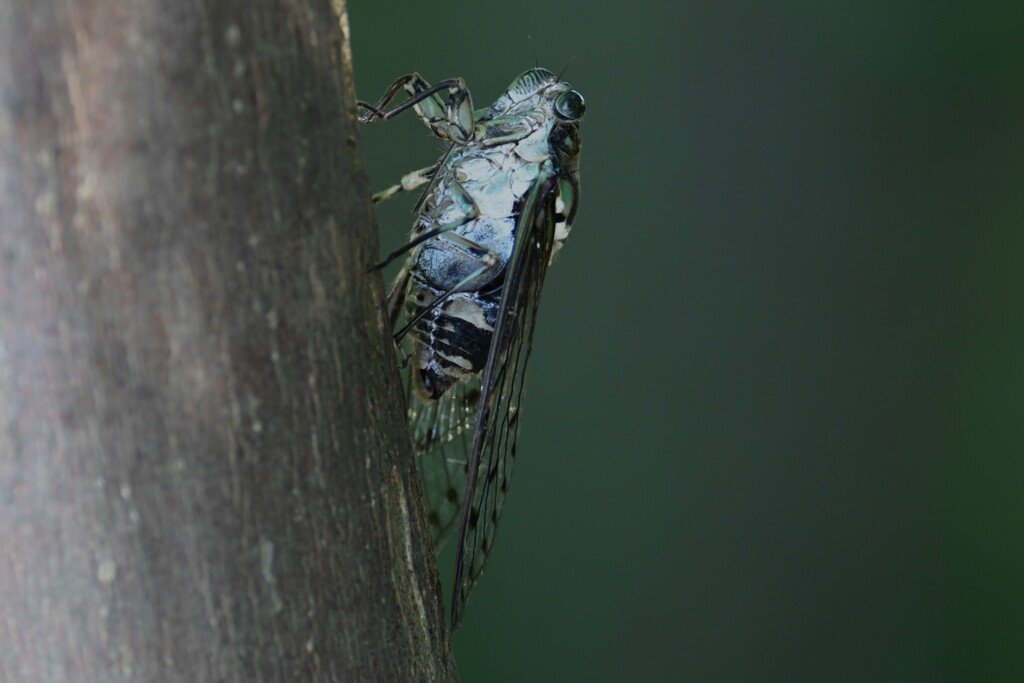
<box><xmin>357</xmin><ymin>75</ymin><xmax>460</xmax><ymax>122</ymax></box>
<box><xmin>393</xmin><ymin>239</ymin><xmax>501</xmax><ymax>344</ymax></box>
<box><xmin>357</xmin><ymin>74</ymin><xmax>475</xmax><ymax>143</ymax></box>
<box><xmin>371</xmin><ymin>179</ymin><xmax>480</xmax><ymax>271</ymax></box>
<box><xmin>435</xmin><ymin>230</ymin><xmax>500</xmax><ymax>266</ymax></box>
<box><xmin>385</xmin><ymin>261</ymin><xmax>413</xmax><ymax>330</ymax></box>
<box><xmin>372</xmin><ymin>163</ymin><xmax>439</xmax><ymax>204</ymax></box>
<box><xmin>372</xmin><ymin>226</ymin><xmax>446</xmax><ymax>272</ymax></box>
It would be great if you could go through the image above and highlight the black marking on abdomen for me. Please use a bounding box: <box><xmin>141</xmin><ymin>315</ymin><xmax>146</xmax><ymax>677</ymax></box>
<box><xmin>409</xmin><ymin>289</ymin><xmax>500</xmax><ymax>399</ymax></box>
<box><xmin>432</xmin><ymin>326</ymin><xmax>489</xmax><ymax>372</ymax></box>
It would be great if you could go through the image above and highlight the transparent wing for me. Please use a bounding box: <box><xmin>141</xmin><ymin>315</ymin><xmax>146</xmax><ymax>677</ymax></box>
<box><xmin>387</xmin><ymin>257</ymin><xmax>482</xmax><ymax>549</ymax></box>
<box><xmin>407</xmin><ymin>370</ymin><xmax>481</xmax><ymax>549</ymax></box>
<box><xmin>450</xmin><ymin>172</ymin><xmax>559</xmax><ymax>630</ymax></box>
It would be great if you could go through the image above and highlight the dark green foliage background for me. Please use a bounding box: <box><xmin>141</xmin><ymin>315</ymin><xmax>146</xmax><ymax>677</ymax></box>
<box><xmin>350</xmin><ymin>1</ymin><xmax>1024</xmax><ymax>680</ymax></box>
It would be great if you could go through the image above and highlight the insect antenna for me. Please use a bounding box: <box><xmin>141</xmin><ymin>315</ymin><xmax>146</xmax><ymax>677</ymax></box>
<box><xmin>557</xmin><ymin>57</ymin><xmax>575</xmax><ymax>82</ymax></box>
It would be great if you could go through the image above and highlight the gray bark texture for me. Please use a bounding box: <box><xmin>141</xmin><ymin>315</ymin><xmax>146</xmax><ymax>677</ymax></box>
<box><xmin>0</xmin><ymin>0</ymin><xmax>458</xmax><ymax>681</ymax></box>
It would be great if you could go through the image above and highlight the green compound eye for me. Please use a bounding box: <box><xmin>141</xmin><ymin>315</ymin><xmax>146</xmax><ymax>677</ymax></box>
<box><xmin>554</xmin><ymin>90</ymin><xmax>585</xmax><ymax>121</ymax></box>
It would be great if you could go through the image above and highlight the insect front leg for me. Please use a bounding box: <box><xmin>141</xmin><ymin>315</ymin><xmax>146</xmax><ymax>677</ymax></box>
<box><xmin>372</xmin><ymin>163</ymin><xmax>439</xmax><ymax>204</ymax></box>
<box><xmin>357</xmin><ymin>73</ymin><xmax>476</xmax><ymax>143</ymax></box>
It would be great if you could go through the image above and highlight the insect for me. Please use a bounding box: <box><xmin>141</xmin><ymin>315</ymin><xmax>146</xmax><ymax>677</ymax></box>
<box><xmin>358</xmin><ymin>67</ymin><xmax>584</xmax><ymax>630</ymax></box>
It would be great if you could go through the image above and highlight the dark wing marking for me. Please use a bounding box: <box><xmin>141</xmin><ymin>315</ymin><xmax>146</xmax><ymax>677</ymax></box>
<box><xmin>449</xmin><ymin>170</ymin><xmax>559</xmax><ymax>630</ymax></box>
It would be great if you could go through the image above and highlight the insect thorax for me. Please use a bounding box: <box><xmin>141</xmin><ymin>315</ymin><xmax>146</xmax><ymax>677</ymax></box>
<box><xmin>412</xmin><ymin>142</ymin><xmax>549</xmax><ymax>291</ymax></box>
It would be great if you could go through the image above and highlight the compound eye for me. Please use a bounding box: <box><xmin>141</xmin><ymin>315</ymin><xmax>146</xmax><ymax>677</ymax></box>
<box><xmin>554</xmin><ymin>90</ymin><xmax>585</xmax><ymax>120</ymax></box>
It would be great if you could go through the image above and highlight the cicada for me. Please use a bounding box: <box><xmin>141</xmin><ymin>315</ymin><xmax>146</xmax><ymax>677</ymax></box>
<box><xmin>359</xmin><ymin>67</ymin><xmax>584</xmax><ymax>630</ymax></box>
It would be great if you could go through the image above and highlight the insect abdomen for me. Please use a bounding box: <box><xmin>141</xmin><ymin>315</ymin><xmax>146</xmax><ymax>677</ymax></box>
<box><xmin>409</xmin><ymin>287</ymin><xmax>498</xmax><ymax>400</ymax></box>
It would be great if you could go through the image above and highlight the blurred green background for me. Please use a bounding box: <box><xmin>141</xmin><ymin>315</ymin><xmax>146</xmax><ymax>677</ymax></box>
<box><xmin>349</xmin><ymin>1</ymin><xmax>1023</xmax><ymax>680</ymax></box>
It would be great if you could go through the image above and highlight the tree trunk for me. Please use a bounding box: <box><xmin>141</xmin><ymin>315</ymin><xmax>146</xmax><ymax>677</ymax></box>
<box><xmin>0</xmin><ymin>1</ymin><xmax>457</xmax><ymax>681</ymax></box>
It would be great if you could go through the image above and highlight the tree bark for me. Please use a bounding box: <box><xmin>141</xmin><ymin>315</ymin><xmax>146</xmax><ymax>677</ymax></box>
<box><xmin>0</xmin><ymin>1</ymin><xmax>457</xmax><ymax>681</ymax></box>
